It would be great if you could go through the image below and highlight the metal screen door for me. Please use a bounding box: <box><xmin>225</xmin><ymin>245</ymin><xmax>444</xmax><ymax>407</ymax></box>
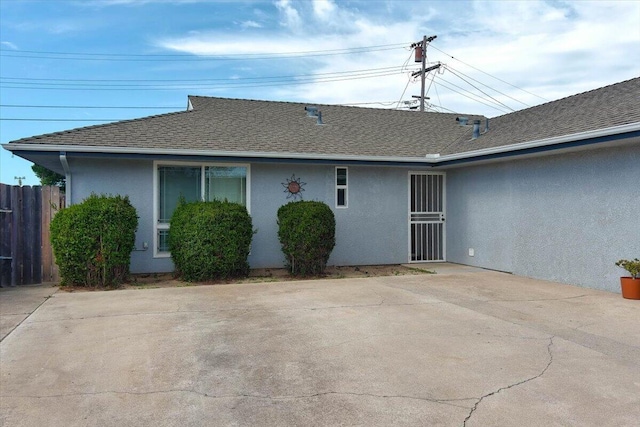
<box><xmin>409</xmin><ymin>172</ymin><xmax>445</xmax><ymax>262</ymax></box>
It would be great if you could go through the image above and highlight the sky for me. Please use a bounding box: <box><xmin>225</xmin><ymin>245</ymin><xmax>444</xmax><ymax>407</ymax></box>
<box><xmin>1</xmin><ymin>0</ymin><xmax>639</xmax><ymax>186</ymax></box>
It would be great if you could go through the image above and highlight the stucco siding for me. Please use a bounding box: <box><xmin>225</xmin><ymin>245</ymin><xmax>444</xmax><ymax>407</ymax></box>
<box><xmin>69</xmin><ymin>157</ymin><xmax>175</xmax><ymax>274</ymax></box>
<box><xmin>249</xmin><ymin>164</ymin><xmax>413</xmax><ymax>268</ymax></box>
<box><xmin>69</xmin><ymin>158</ymin><xmax>418</xmax><ymax>273</ymax></box>
<box><xmin>446</xmin><ymin>144</ymin><xmax>640</xmax><ymax>292</ymax></box>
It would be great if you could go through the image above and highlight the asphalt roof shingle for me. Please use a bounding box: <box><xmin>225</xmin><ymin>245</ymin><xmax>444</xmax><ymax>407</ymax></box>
<box><xmin>441</xmin><ymin>76</ymin><xmax>640</xmax><ymax>155</ymax></box>
<box><xmin>7</xmin><ymin>76</ymin><xmax>640</xmax><ymax>159</ymax></box>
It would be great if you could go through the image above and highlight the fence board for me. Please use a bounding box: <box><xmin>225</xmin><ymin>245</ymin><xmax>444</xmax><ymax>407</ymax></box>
<box><xmin>0</xmin><ymin>184</ymin><xmax>64</xmax><ymax>287</ymax></box>
<box><xmin>22</xmin><ymin>186</ymin><xmax>35</xmax><ymax>285</ymax></box>
<box><xmin>33</xmin><ymin>188</ymin><xmax>43</xmax><ymax>284</ymax></box>
<box><xmin>41</xmin><ymin>186</ymin><xmax>64</xmax><ymax>283</ymax></box>
<box><xmin>10</xmin><ymin>186</ymin><xmax>22</xmax><ymax>286</ymax></box>
<box><xmin>41</xmin><ymin>187</ymin><xmax>53</xmax><ymax>282</ymax></box>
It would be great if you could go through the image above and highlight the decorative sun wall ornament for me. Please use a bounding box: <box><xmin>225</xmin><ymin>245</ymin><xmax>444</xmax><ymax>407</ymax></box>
<box><xmin>282</xmin><ymin>174</ymin><xmax>306</xmax><ymax>199</ymax></box>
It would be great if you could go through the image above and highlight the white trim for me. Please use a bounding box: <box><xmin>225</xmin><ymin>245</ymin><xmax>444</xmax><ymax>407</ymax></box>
<box><xmin>4</xmin><ymin>122</ymin><xmax>639</xmax><ymax>164</ymax></box>
<box><xmin>427</xmin><ymin>122</ymin><xmax>640</xmax><ymax>163</ymax></box>
<box><xmin>335</xmin><ymin>166</ymin><xmax>348</xmax><ymax>209</ymax></box>
<box><xmin>152</xmin><ymin>160</ymin><xmax>251</xmax><ymax>258</ymax></box>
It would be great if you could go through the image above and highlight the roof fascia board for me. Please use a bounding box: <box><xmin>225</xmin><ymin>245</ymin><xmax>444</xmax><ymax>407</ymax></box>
<box><xmin>434</xmin><ymin>129</ymin><xmax>640</xmax><ymax>167</ymax></box>
<box><xmin>9</xmin><ymin>150</ymin><xmax>436</xmax><ymax>168</ymax></box>
<box><xmin>3</xmin><ymin>144</ymin><xmax>430</xmax><ymax>164</ymax></box>
<box><xmin>430</xmin><ymin>122</ymin><xmax>640</xmax><ymax>163</ymax></box>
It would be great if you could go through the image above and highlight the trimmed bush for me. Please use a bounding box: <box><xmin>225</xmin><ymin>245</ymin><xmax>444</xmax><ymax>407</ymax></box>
<box><xmin>50</xmin><ymin>194</ymin><xmax>138</xmax><ymax>287</ymax></box>
<box><xmin>277</xmin><ymin>201</ymin><xmax>336</xmax><ymax>276</ymax></box>
<box><xmin>169</xmin><ymin>200</ymin><xmax>253</xmax><ymax>281</ymax></box>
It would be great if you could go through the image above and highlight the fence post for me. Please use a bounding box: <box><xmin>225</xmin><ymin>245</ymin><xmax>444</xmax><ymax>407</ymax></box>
<box><xmin>0</xmin><ymin>184</ymin><xmax>12</xmax><ymax>287</ymax></box>
<box><xmin>41</xmin><ymin>185</ymin><xmax>64</xmax><ymax>283</ymax></box>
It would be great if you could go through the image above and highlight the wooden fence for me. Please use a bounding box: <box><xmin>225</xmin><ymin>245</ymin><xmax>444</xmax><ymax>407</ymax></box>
<box><xmin>0</xmin><ymin>184</ymin><xmax>65</xmax><ymax>287</ymax></box>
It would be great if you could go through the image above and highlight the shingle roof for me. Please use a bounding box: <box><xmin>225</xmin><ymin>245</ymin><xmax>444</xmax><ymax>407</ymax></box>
<box><xmin>6</xmin><ymin>76</ymin><xmax>640</xmax><ymax>160</ymax></box>
<box><xmin>441</xmin><ymin>76</ymin><xmax>640</xmax><ymax>155</ymax></box>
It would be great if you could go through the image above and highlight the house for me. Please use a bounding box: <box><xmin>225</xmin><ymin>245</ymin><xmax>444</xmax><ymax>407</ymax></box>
<box><xmin>3</xmin><ymin>77</ymin><xmax>639</xmax><ymax>292</ymax></box>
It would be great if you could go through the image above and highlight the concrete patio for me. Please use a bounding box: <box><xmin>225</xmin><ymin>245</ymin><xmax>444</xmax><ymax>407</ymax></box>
<box><xmin>1</xmin><ymin>265</ymin><xmax>639</xmax><ymax>426</ymax></box>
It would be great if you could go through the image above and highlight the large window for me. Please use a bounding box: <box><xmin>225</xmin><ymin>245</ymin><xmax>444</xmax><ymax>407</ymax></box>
<box><xmin>154</xmin><ymin>162</ymin><xmax>249</xmax><ymax>256</ymax></box>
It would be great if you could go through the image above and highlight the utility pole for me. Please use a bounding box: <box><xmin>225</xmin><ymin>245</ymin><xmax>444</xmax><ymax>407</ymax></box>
<box><xmin>411</xmin><ymin>35</ymin><xmax>438</xmax><ymax>112</ymax></box>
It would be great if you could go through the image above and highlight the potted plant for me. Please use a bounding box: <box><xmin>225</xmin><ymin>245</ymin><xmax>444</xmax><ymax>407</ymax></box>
<box><xmin>615</xmin><ymin>258</ymin><xmax>640</xmax><ymax>300</ymax></box>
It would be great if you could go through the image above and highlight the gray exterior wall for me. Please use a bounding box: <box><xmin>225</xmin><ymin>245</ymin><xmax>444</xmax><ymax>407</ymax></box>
<box><xmin>249</xmin><ymin>164</ymin><xmax>411</xmax><ymax>268</ymax></box>
<box><xmin>445</xmin><ymin>144</ymin><xmax>640</xmax><ymax>293</ymax></box>
<box><xmin>69</xmin><ymin>157</ymin><xmax>418</xmax><ymax>273</ymax></box>
<box><xmin>68</xmin><ymin>158</ymin><xmax>174</xmax><ymax>273</ymax></box>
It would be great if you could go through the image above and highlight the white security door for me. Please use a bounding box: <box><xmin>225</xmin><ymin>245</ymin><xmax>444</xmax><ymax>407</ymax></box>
<box><xmin>409</xmin><ymin>172</ymin><xmax>446</xmax><ymax>262</ymax></box>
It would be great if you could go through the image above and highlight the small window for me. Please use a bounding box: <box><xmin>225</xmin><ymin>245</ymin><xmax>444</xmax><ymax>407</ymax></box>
<box><xmin>336</xmin><ymin>167</ymin><xmax>348</xmax><ymax>208</ymax></box>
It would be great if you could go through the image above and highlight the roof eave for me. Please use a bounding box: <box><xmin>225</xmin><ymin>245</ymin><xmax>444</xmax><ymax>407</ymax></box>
<box><xmin>431</xmin><ymin>122</ymin><xmax>640</xmax><ymax>164</ymax></box>
<box><xmin>1</xmin><ymin>143</ymin><xmax>431</xmax><ymax>164</ymax></box>
<box><xmin>3</xmin><ymin>121</ymin><xmax>639</xmax><ymax>165</ymax></box>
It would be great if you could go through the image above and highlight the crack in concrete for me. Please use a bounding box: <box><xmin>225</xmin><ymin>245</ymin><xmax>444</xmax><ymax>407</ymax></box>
<box><xmin>314</xmin><ymin>330</ymin><xmax>549</xmax><ymax>355</ymax></box>
<box><xmin>24</xmin><ymin>309</ymin><xmax>210</xmax><ymax>323</ymax></box>
<box><xmin>24</xmin><ymin>300</ymin><xmax>443</xmax><ymax>324</ymax></box>
<box><xmin>0</xmin><ymin>293</ymin><xmax>56</xmax><ymax>343</ymax></box>
<box><xmin>462</xmin><ymin>336</ymin><xmax>555</xmax><ymax>427</ymax></box>
<box><xmin>3</xmin><ymin>388</ymin><xmax>476</xmax><ymax>409</ymax></box>
<box><xmin>486</xmin><ymin>294</ymin><xmax>589</xmax><ymax>303</ymax></box>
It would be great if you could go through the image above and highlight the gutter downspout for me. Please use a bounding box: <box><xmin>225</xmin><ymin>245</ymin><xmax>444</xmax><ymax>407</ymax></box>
<box><xmin>59</xmin><ymin>151</ymin><xmax>71</xmax><ymax>206</ymax></box>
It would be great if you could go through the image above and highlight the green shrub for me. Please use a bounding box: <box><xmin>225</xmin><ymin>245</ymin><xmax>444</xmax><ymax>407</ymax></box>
<box><xmin>277</xmin><ymin>201</ymin><xmax>336</xmax><ymax>276</ymax></box>
<box><xmin>169</xmin><ymin>200</ymin><xmax>253</xmax><ymax>281</ymax></box>
<box><xmin>50</xmin><ymin>194</ymin><xmax>138</xmax><ymax>287</ymax></box>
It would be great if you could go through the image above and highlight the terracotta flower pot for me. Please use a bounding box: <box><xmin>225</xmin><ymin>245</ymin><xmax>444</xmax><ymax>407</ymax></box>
<box><xmin>620</xmin><ymin>277</ymin><xmax>640</xmax><ymax>300</ymax></box>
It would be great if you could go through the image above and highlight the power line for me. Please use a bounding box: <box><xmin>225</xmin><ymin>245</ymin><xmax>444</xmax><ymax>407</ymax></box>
<box><xmin>395</xmin><ymin>50</ymin><xmax>415</xmax><ymax>109</ymax></box>
<box><xmin>0</xmin><ymin>44</ymin><xmax>409</xmax><ymax>62</ymax></box>
<box><xmin>338</xmin><ymin>101</ymin><xmax>399</xmax><ymax>106</ymax></box>
<box><xmin>432</xmin><ymin>76</ymin><xmax>511</xmax><ymax>114</ymax></box>
<box><xmin>430</xmin><ymin>73</ymin><xmax>444</xmax><ymax>112</ymax></box>
<box><xmin>0</xmin><ymin>118</ymin><xmax>122</xmax><ymax>122</ymax></box>
<box><xmin>0</xmin><ymin>69</ymin><xmax>405</xmax><ymax>91</ymax></box>
<box><xmin>427</xmin><ymin>103</ymin><xmax>458</xmax><ymax>114</ymax></box>
<box><xmin>444</xmin><ymin>67</ymin><xmax>516</xmax><ymax>112</ymax></box>
<box><xmin>0</xmin><ymin>43</ymin><xmax>408</xmax><ymax>57</ymax></box>
<box><xmin>1</xmin><ymin>102</ymin><xmax>399</xmax><ymax>110</ymax></box>
<box><xmin>0</xmin><ymin>104</ymin><xmax>182</xmax><ymax>109</ymax></box>
<box><xmin>445</xmin><ymin>65</ymin><xmax>531</xmax><ymax>108</ymax></box>
<box><xmin>0</xmin><ymin>65</ymin><xmax>407</xmax><ymax>86</ymax></box>
<box><xmin>428</xmin><ymin>44</ymin><xmax>550</xmax><ymax>102</ymax></box>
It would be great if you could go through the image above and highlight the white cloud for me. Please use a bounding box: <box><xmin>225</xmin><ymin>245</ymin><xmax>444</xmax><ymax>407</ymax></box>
<box><xmin>1</xmin><ymin>41</ymin><xmax>18</xmax><ymax>50</ymax></box>
<box><xmin>240</xmin><ymin>20</ymin><xmax>263</xmax><ymax>29</ymax></box>
<box><xmin>155</xmin><ymin>0</ymin><xmax>640</xmax><ymax>117</ymax></box>
<box><xmin>275</xmin><ymin>0</ymin><xmax>303</xmax><ymax>30</ymax></box>
<box><xmin>312</xmin><ymin>0</ymin><xmax>336</xmax><ymax>21</ymax></box>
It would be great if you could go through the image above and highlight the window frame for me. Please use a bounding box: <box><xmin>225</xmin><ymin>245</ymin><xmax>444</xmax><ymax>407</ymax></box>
<box><xmin>335</xmin><ymin>166</ymin><xmax>348</xmax><ymax>209</ymax></box>
<box><xmin>153</xmin><ymin>160</ymin><xmax>251</xmax><ymax>258</ymax></box>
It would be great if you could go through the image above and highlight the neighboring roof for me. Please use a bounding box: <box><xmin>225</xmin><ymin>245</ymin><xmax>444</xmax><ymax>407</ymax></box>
<box><xmin>4</xmin><ymin>76</ymin><xmax>640</xmax><ymax>162</ymax></box>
